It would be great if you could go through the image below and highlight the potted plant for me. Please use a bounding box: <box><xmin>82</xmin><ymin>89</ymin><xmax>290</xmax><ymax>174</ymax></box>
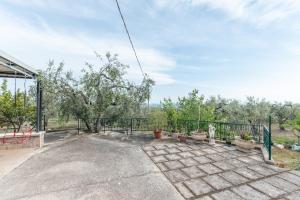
<box><xmin>153</xmin><ymin>129</ymin><xmax>163</xmax><ymax>139</ymax></box>
<box><xmin>234</xmin><ymin>132</ymin><xmax>256</xmax><ymax>152</ymax></box>
<box><xmin>178</xmin><ymin>133</ymin><xmax>188</xmax><ymax>143</ymax></box>
<box><xmin>149</xmin><ymin>109</ymin><xmax>168</xmax><ymax>139</ymax></box>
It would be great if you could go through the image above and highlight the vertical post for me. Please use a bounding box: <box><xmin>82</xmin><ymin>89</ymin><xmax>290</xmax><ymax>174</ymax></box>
<box><xmin>104</xmin><ymin>119</ymin><xmax>106</xmax><ymax>133</ymax></box>
<box><xmin>77</xmin><ymin>119</ymin><xmax>80</xmax><ymax>135</ymax></box>
<box><xmin>36</xmin><ymin>80</ymin><xmax>40</xmax><ymax>132</ymax></box>
<box><xmin>268</xmin><ymin>115</ymin><xmax>272</xmax><ymax>160</ymax></box>
<box><xmin>198</xmin><ymin>100</ymin><xmax>201</xmax><ymax>131</ymax></box>
<box><xmin>130</xmin><ymin>118</ymin><xmax>133</xmax><ymax>133</ymax></box>
<box><xmin>43</xmin><ymin>115</ymin><xmax>46</xmax><ymax>131</ymax></box>
<box><xmin>39</xmin><ymin>82</ymin><xmax>43</xmax><ymax>131</ymax></box>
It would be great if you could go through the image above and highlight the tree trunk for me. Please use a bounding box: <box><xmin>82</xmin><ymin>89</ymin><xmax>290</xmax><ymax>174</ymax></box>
<box><xmin>83</xmin><ymin>120</ymin><xmax>92</xmax><ymax>132</ymax></box>
<box><xmin>94</xmin><ymin>118</ymin><xmax>100</xmax><ymax>133</ymax></box>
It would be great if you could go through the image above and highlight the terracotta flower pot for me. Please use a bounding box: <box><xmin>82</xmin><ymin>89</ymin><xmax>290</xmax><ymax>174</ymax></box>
<box><xmin>178</xmin><ymin>135</ymin><xmax>187</xmax><ymax>143</ymax></box>
<box><xmin>154</xmin><ymin>130</ymin><xmax>162</xmax><ymax>139</ymax></box>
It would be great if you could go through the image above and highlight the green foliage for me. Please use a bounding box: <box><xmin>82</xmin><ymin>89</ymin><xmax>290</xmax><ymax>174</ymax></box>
<box><xmin>148</xmin><ymin>108</ymin><xmax>167</xmax><ymax>131</ymax></box>
<box><xmin>177</xmin><ymin>89</ymin><xmax>214</xmax><ymax>121</ymax></box>
<box><xmin>240</xmin><ymin>132</ymin><xmax>252</xmax><ymax>141</ymax></box>
<box><xmin>294</xmin><ymin>114</ymin><xmax>300</xmax><ymax>131</ymax></box>
<box><xmin>273</xmin><ymin>135</ymin><xmax>298</xmax><ymax>147</ymax></box>
<box><xmin>37</xmin><ymin>52</ymin><xmax>154</xmax><ymax>132</ymax></box>
<box><xmin>271</xmin><ymin>103</ymin><xmax>296</xmax><ymax>130</ymax></box>
<box><xmin>161</xmin><ymin>89</ymin><xmax>300</xmax><ymax>130</ymax></box>
<box><xmin>0</xmin><ymin>80</ymin><xmax>35</xmax><ymax>131</ymax></box>
<box><xmin>162</xmin><ymin>98</ymin><xmax>178</xmax><ymax>132</ymax></box>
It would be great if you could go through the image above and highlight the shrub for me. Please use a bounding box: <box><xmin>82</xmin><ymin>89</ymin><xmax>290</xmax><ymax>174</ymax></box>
<box><xmin>240</xmin><ymin>132</ymin><xmax>252</xmax><ymax>141</ymax></box>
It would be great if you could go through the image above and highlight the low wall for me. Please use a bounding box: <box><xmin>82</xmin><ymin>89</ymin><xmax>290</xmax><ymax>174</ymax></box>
<box><xmin>0</xmin><ymin>131</ymin><xmax>45</xmax><ymax>150</ymax></box>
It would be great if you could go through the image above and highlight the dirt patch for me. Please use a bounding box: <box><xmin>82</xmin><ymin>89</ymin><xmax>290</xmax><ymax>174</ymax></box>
<box><xmin>272</xmin><ymin>147</ymin><xmax>300</xmax><ymax>170</ymax></box>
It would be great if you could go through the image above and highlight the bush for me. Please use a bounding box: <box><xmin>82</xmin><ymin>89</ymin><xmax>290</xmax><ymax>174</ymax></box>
<box><xmin>148</xmin><ymin>108</ymin><xmax>168</xmax><ymax>131</ymax></box>
<box><xmin>240</xmin><ymin>132</ymin><xmax>252</xmax><ymax>141</ymax></box>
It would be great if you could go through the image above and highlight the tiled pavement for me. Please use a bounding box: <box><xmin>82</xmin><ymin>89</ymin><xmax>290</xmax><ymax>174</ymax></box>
<box><xmin>143</xmin><ymin>142</ymin><xmax>300</xmax><ymax>200</ymax></box>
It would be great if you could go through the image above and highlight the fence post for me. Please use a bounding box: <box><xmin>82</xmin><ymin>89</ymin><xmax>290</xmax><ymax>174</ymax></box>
<box><xmin>77</xmin><ymin>119</ymin><xmax>80</xmax><ymax>135</ymax></box>
<box><xmin>43</xmin><ymin>115</ymin><xmax>46</xmax><ymax>131</ymax></box>
<box><xmin>268</xmin><ymin>116</ymin><xmax>272</xmax><ymax>160</ymax></box>
<box><xmin>130</xmin><ymin>118</ymin><xmax>133</xmax><ymax>133</ymax></box>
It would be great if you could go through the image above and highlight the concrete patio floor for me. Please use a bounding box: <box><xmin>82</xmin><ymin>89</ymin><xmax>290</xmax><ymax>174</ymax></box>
<box><xmin>143</xmin><ymin>141</ymin><xmax>300</xmax><ymax>200</ymax></box>
<box><xmin>0</xmin><ymin>136</ymin><xmax>183</xmax><ymax>200</ymax></box>
<box><xmin>0</xmin><ymin>134</ymin><xmax>300</xmax><ymax>200</ymax></box>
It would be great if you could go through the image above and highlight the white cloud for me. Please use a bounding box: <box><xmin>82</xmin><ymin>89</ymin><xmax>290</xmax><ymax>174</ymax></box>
<box><xmin>155</xmin><ymin>0</ymin><xmax>300</xmax><ymax>26</ymax></box>
<box><xmin>2</xmin><ymin>0</ymin><xmax>112</xmax><ymax>20</ymax></box>
<box><xmin>0</xmin><ymin>5</ymin><xmax>176</xmax><ymax>85</ymax></box>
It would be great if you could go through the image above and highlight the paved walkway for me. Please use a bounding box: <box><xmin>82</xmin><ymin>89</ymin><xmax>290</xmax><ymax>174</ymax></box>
<box><xmin>143</xmin><ymin>141</ymin><xmax>300</xmax><ymax>200</ymax></box>
<box><xmin>0</xmin><ymin>136</ymin><xmax>183</xmax><ymax>200</ymax></box>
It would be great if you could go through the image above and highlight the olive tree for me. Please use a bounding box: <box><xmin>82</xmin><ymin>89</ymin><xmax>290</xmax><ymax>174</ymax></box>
<box><xmin>39</xmin><ymin>52</ymin><xmax>154</xmax><ymax>132</ymax></box>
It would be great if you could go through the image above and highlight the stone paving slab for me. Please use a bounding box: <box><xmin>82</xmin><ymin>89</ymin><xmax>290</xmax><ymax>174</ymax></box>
<box><xmin>166</xmin><ymin>154</ymin><xmax>182</xmax><ymax>161</ymax></box>
<box><xmin>153</xmin><ymin>149</ymin><xmax>168</xmax><ymax>156</ymax></box>
<box><xmin>195</xmin><ymin>196</ymin><xmax>213</xmax><ymax>200</ymax></box>
<box><xmin>152</xmin><ymin>155</ymin><xmax>168</xmax><ymax>163</ymax></box>
<box><xmin>164</xmin><ymin>160</ymin><xmax>185</xmax><ymax>170</ymax></box>
<box><xmin>165</xmin><ymin>169</ymin><xmax>189</xmax><ymax>182</ymax></box>
<box><xmin>153</xmin><ymin>144</ymin><xmax>167</xmax><ymax>150</ymax></box>
<box><xmin>178</xmin><ymin>151</ymin><xmax>194</xmax><ymax>158</ymax></box>
<box><xmin>205</xmin><ymin>153</ymin><xmax>224</xmax><ymax>161</ymax></box>
<box><xmin>284</xmin><ymin>190</ymin><xmax>300</xmax><ymax>200</ymax></box>
<box><xmin>178</xmin><ymin>146</ymin><xmax>193</xmax><ymax>152</ymax></box>
<box><xmin>174</xmin><ymin>182</ymin><xmax>194</xmax><ymax>199</ymax></box>
<box><xmin>237</xmin><ymin>156</ymin><xmax>260</xmax><ymax>165</ymax></box>
<box><xmin>184</xmin><ymin>178</ymin><xmax>214</xmax><ymax>196</ymax></box>
<box><xmin>235</xmin><ymin>167</ymin><xmax>264</xmax><ymax>180</ymax></box>
<box><xmin>201</xmin><ymin>148</ymin><xmax>218</xmax><ymax>154</ymax></box>
<box><xmin>263</xmin><ymin>176</ymin><xmax>299</xmax><ymax>193</ymax></box>
<box><xmin>227</xmin><ymin>158</ymin><xmax>247</xmax><ymax>167</ymax></box>
<box><xmin>278</xmin><ymin>172</ymin><xmax>300</xmax><ymax>186</ymax></box>
<box><xmin>219</xmin><ymin>171</ymin><xmax>249</xmax><ymax>185</ymax></box>
<box><xmin>143</xmin><ymin>141</ymin><xmax>300</xmax><ymax>200</ymax></box>
<box><xmin>222</xmin><ymin>152</ymin><xmax>237</xmax><ymax>159</ymax></box>
<box><xmin>213</xmin><ymin>161</ymin><xmax>235</xmax><ymax>170</ymax></box>
<box><xmin>203</xmin><ymin>174</ymin><xmax>232</xmax><ymax>190</ymax></box>
<box><xmin>212</xmin><ymin>190</ymin><xmax>243</xmax><ymax>200</ymax></box>
<box><xmin>180</xmin><ymin>158</ymin><xmax>198</xmax><ymax>167</ymax></box>
<box><xmin>198</xmin><ymin>163</ymin><xmax>222</xmax><ymax>174</ymax></box>
<box><xmin>193</xmin><ymin>156</ymin><xmax>212</xmax><ymax>164</ymax></box>
<box><xmin>166</xmin><ymin>148</ymin><xmax>181</xmax><ymax>154</ymax></box>
<box><xmin>247</xmin><ymin>164</ymin><xmax>277</xmax><ymax>176</ymax></box>
<box><xmin>191</xmin><ymin>150</ymin><xmax>205</xmax><ymax>156</ymax></box>
<box><xmin>156</xmin><ymin>163</ymin><xmax>168</xmax><ymax>171</ymax></box>
<box><xmin>182</xmin><ymin>166</ymin><xmax>206</xmax><ymax>178</ymax></box>
<box><xmin>232</xmin><ymin>185</ymin><xmax>270</xmax><ymax>200</ymax></box>
<box><xmin>250</xmin><ymin>180</ymin><xmax>286</xmax><ymax>198</ymax></box>
<box><xmin>249</xmin><ymin>154</ymin><xmax>265</xmax><ymax>162</ymax></box>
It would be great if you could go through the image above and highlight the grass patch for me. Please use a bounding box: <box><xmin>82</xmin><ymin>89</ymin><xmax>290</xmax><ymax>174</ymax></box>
<box><xmin>272</xmin><ymin>135</ymin><xmax>298</xmax><ymax>146</ymax></box>
<box><xmin>272</xmin><ymin>147</ymin><xmax>300</xmax><ymax>170</ymax></box>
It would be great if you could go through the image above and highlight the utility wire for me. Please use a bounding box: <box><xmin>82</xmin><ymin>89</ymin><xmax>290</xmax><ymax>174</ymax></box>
<box><xmin>114</xmin><ymin>0</ymin><xmax>150</xmax><ymax>112</ymax></box>
<box><xmin>114</xmin><ymin>0</ymin><xmax>146</xmax><ymax>78</ymax></box>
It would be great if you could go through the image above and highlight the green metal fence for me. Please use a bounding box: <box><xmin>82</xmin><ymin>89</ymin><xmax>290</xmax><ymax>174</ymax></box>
<box><xmin>263</xmin><ymin>126</ymin><xmax>272</xmax><ymax>160</ymax></box>
<box><xmin>77</xmin><ymin>118</ymin><xmax>264</xmax><ymax>143</ymax></box>
<box><xmin>79</xmin><ymin>118</ymin><xmax>154</xmax><ymax>133</ymax></box>
<box><xmin>263</xmin><ymin>116</ymin><xmax>272</xmax><ymax>160</ymax></box>
<box><xmin>177</xmin><ymin>119</ymin><xmax>263</xmax><ymax>143</ymax></box>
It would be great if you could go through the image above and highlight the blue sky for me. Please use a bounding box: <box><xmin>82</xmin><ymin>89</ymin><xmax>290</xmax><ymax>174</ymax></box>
<box><xmin>0</xmin><ymin>0</ymin><xmax>300</xmax><ymax>103</ymax></box>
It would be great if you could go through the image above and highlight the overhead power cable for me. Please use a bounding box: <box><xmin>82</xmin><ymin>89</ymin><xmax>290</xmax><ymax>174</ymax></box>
<box><xmin>114</xmin><ymin>0</ymin><xmax>146</xmax><ymax>78</ymax></box>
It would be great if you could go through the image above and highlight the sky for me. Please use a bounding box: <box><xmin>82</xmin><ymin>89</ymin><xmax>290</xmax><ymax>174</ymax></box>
<box><xmin>0</xmin><ymin>0</ymin><xmax>300</xmax><ymax>103</ymax></box>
